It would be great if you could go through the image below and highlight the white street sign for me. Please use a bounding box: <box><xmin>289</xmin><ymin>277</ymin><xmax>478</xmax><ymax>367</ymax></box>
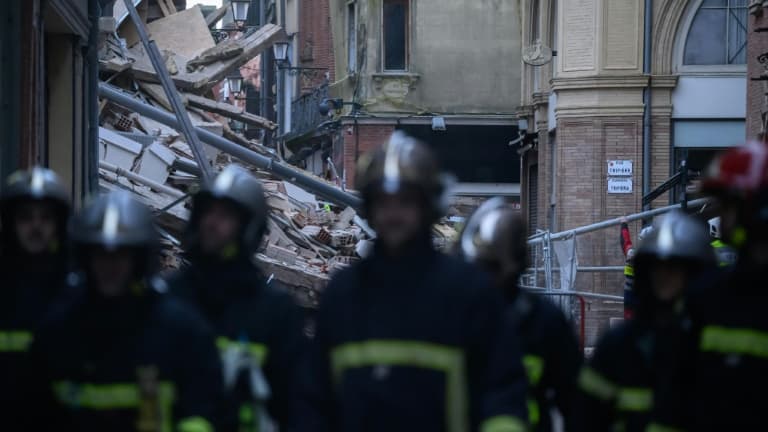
<box><xmin>608</xmin><ymin>160</ymin><xmax>633</xmax><ymax>176</ymax></box>
<box><xmin>608</xmin><ymin>177</ymin><xmax>633</xmax><ymax>194</ymax></box>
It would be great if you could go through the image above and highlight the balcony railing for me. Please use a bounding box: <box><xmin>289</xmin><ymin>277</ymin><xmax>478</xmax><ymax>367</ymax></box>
<box><xmin>287</xmin><ymin>82</ymin><xmax>329</xmax><ymax>141</ymax></box>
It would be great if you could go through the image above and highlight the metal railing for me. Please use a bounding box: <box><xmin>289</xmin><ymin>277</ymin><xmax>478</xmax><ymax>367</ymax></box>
<box><xmin>287</xmin><ymin>82</ymin><xmax>329</xmax><ymax>141</ymax></box>
<box><xmin>523</xmin><ymin>197</ymin><xmax>712</xmax><ymax>344</ymax></box>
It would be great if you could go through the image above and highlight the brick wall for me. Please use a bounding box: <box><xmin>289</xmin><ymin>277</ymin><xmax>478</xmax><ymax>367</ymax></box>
<box><xmin>338</xmin><ymin>123</ymin><xmax>395</xmax><ymax>188</ymax></box>
<box><xmin>555</xmin><ymin>117</ymin><xmax>643</xmax><ymax>345</ymax></box>
<box><xmin>747</xmin><ymin>7</ymin><xmax>768</xmax><ymax>139</ymax></box>
<box><xmin>298</xmin><ymin>0</ymin><xmax>335</xmax><ymax>92</ymax></box>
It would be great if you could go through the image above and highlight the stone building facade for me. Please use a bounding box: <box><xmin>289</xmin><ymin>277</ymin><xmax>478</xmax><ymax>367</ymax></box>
<box><xmin>520</xmin><ymin>0</ymin><xmax>749</xmax><ymax>344</ymax></box>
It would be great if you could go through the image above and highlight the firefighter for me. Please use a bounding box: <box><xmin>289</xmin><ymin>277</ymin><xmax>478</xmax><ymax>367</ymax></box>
<box><xmin>0</xmin><ymin>167</ymin><xmax>71</xmax><ymax>419</ymax></box>
<box><xmin>578</xmin><ymin>211</ymin><xmax>715</xmax><ymax>432</ymax></box>
<box><xmin>167</xmin><ymin>165</ymin><xmax>304</xmax><ymax>432</ymax></box>
<box><xmin>25</xmin><ymin>191</ymin><xmax>223</xmax><ymax>432</ymax></box>
<box><xmin>653</xmin><ymin>142</ymin><xmax>768</xmax><ymax>430</ymax></box>
<box><xmin>296</xmin><ymin>131</ymin><xmax>528</xmax><ymax>432</ymax></box>
<box><xmin>707</xmin><ymin>216</ymin><xmax>737</xmax><ymax>267</ymax></box>
<box><xmin>619</xmin><ymin>219</ymin><xmax>654</xmax><ymax>320</ymax></box>
<box><xmin>458</xmin><ymin>197</ymin><xmax>582</xmax><ymax>432</ymax></box>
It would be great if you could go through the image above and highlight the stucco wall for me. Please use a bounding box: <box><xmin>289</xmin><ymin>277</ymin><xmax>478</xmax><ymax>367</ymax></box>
<box><xmin>330</xmin><ymin>0</ymin><xmax>522</xmax><ymax>114</ymax></box>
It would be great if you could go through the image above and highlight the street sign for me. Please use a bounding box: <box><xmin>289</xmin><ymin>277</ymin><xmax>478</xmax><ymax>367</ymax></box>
<box><xmin>608</xmin><ymin>177</ymin><xmax>633</xmax><ymax>194</ymax></box>
<box><xmin>608</xmin><ymin>160</ymin><xmax>633</xmax><ymax>176</ymax></box>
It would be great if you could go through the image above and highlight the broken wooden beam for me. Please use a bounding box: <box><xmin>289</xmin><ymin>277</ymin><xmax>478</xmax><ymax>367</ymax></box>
<box><xmin>124</xmin><ymin>24</ymin><xmax>285</xmax><ymax>93</ymax></box>
<box><xmin>185</xmin><ymin>93</ymin><xmax>277</xmax><ymax>130</ymax></box>
<box><xmin>205</xmin><ymin>1</ymin><xmax>231</xmax><ymax>28</ymax></box>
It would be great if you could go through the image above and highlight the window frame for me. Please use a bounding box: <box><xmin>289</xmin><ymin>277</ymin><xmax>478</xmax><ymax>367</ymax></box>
<box><xmin>381</xmin><ymin>0</ymin><xmax>410</xmax><ymax>73</ymax></box>
<box><xmin>675</xmin><ymin>0</ymin><xmax>748</xmax><ymax>75</ymax></box>
<box><xmin>347</xmin><ymin>1</ymin><xmax>357</xmax><ymax>74</ymax></box>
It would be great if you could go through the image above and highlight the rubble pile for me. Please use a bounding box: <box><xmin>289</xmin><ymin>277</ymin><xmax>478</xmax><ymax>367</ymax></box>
<box><xmin>96</xmin><ymin>2</ymin><xmax>457</xmax><ymax>306</ymax></box>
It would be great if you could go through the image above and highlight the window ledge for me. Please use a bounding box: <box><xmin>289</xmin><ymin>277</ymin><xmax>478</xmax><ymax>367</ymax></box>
<box><xmin>372</xmin><ymin>72</ymin><xmax>421</xmax><ymax>90</ymax></box>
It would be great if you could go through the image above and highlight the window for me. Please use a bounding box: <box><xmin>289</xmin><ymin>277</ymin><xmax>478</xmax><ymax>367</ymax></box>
<box><xmin>347</xmin><ymin>2</ymin><xmax>357</xmax><ymax>73</ymax></box>
<box><xmin>683</xmin><ymin>0</ymin><xmax>748</xmax><ymax>65</ymax></box>
<box><xmin>383</xmin><ymin>0</ymin><xmax>409</xmax><ymax>71</ymax></box>
<box><xmin>530</xmin><ymin>0</ymin><xmax>540</xmax><ymax>44</ymax></box>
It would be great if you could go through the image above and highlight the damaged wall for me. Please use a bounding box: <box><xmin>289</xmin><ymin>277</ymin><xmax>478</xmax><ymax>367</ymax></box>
<box><xmin>330</xmin><ymin>0</ymin><xmax>522</xmax><ymax>114</ymax></box>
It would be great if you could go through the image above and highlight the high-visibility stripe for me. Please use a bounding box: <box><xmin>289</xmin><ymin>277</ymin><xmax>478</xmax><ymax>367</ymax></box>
<box><xmin>646</xmin><ymin>422</ymin><xmax>684</xmax><ymax>432</ymax></box>
<box><xmin>480</xmin><ymin>415</ymin><xmax>527</xmax><ymax>432</ymax></box>
<box><xmin>53</xmin><ymin>381</ymin><xmax>177</xmax><ymax>432</ymax></box>
<box><xmin>624</xmin><ymin>265</ymin><xmax>634</xmax><ymax>277</ymax></box>
<box><xmin>52</xmin><ymin>381</ymin><xmax>175</xmax><ymax>409</ymax></box>
<box><xmin>700</xmin><ymin>326</ymin><xmax>768</xmax><ymax>359</ymax></box>
<box><xmin>0</xmin><ymin>331</ymin><xmax>33</xmax><ymax>352</ymax></box>
<box><xmin>578</xmin><ymin>367</ymin><xmax>618</xmax><ymax>401</ymax></box>
<box><xmin>527</xmin><ymin>398</ymin><xmax>540</xmax><ymax>426</ymax></box>
<box><xmin>216</xmin><ymin>337</ymin><xmax>269</xmax><ymax>366</ymax></box>
<box><xmin>330</xmin><ymin>339</ymin><xmax>468</xmax><ymax>432</ymax></box>
<box><xmin>178</xmin><ymin>416</ymin><xmax>214</xmax><ymax>432</ymax></box>
<box><xmin>522</xmin><ymin>354</ymin><xmax>544</xmax><ymax>386</ymax></box>
<box><xmin>617</xmin><ymin>387</ymin><xmax>652</xmax><ymax>412</ymax></box>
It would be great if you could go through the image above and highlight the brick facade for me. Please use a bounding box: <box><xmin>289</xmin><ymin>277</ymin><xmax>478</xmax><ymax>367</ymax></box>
<box><xmin>298</xmin><ymin>0</ymin><xmax>335</xmax><ymax>92</ymax></box>
<box><xmin>552</xmin><ymin>117</ymin><xmax>644</xmax><ymax>345</ymax></box>
<box><xmin>747</xmin><ymin>4</ymin><xmax>768</xmax><ymax>140</ymax></box>
<box><xmin>337</xmin><ymin>123</ymin><xmax>394</xmax><ymax>188</ymax></box>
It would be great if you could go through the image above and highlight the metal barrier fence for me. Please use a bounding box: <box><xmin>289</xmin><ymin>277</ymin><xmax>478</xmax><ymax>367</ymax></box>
<box><xmin>522</xmin><ymin>198</ymin><xmax>710</xmax><ymax>345</ymax></box>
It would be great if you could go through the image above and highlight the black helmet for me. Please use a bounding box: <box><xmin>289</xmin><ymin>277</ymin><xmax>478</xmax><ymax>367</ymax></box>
<box><xmin>2</xmin><ymin>167</ymin><xmax>69</xmax><ymax>205</ymax></box>
<box><xmin>71</xmin><ymin>190</ymin><xmax>158</xmax><ymax>250</ymax></box>
<box><xmin>357</xmin><ymin>131</ymin><xmax>450</xmax><ymax>219</ymax></box>
<box><xmin>459</xmin><ymin>197</ymin><xmax>527</xmax><ymax>285</ymax></box>
<box><xmin>1</xmin><ymin>167</ymin><xmax>71</xmax><ymax>255</ymax></box>
<box><xmin>188</xmin><ymin>165</ymin><xmax>268</xmax><ymax>254</ymax></box>
<box><xmin>635</xmin><ymin>210</ymin><xmax>716</xmax><ymax>266</ymax></box>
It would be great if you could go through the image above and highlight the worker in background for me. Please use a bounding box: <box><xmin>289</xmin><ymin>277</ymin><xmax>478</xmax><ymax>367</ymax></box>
<box><xmin>25</xmin><ymin>191</ymin><xmax>223</xmax><ymax>431</ymax></box>
<box><xmin>0</xmin><ymin>167</ymin><xmax>71</xmax><ymax>421</ymax></box>
<box><xmin>652</xmin><ymin>142</ymin><xmax>768</xmax><ymax>430</ymax></box>
<box><xmin>459</xmin><ymin>197</ymin><xmax>582</xmax><ymax>432</ymax></box>
<box><xmin>619</xmin><ymin>217</ymin><xmax>653</xmax><ymax>320</ymax></box>
<box><xmin>578</xmin><ymin>211</ymin><xmax>715</xmax><ymax>432</ymax></box>
<box><xmin>168</xmin><ymin>165</ymin><xmax>304</xmax><ymax>432</ymax></box>
<box><xmin>707</xmin><ymin>216</ymin><xmax>737</xmax><ymax>267</ymax></box>
<box><xmin>296</xmin><ymin>132</ymin><xmax>528</xmax><ymax>432</ymax></box>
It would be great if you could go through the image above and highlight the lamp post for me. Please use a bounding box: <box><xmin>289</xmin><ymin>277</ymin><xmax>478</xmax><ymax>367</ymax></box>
<box><xmin>227</xmin><ymin>71</ymin><xmax>244</xmax><ymax>96</ymax></box>
<box><xmin>231</xmin><ymin>0</ymin><xmax>250</xmax><ymax>27</ymax></box>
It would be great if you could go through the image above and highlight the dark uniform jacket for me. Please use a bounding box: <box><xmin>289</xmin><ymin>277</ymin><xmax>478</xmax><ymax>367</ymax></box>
<box><xmin>653</xmin><ymin>261</ymin><xmax>768</xmax><ymax>431</ymax></box>
<box><xmin>0</xmin><ymin>255</ymin><xmax>68</xmax><ymax>423</ymax></box>
<box><xmin>168</xmin><ymin>257</ymin><xmax>304</xmax><ymax>431</ymax></box>
<box><xmin>24</xmin><ymin>276</ymin><xmax>223</xmax><ymax>432</ymax></box>
<box><xmin>296</xmin><ymin>240</ymin><xmax>529</xmax><ymax>432</ymax></box>
<box><xmin>506</xmin><ymin>291</ymin><xmax>581</xmax><ymax>432</ymax></box>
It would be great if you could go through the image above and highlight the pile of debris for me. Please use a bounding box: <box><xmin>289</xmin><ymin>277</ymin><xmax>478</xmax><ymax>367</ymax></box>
<box><xmin>96</xmin><ymin>2</ymin><xmax>458</xmax><ymax>307</ymax></box>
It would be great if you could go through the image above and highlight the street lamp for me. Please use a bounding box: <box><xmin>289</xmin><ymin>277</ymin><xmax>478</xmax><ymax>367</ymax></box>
<box><xmin>231</xmin><ymin>0</ymin><xmax>250</xmax><ymax>27</ymax></box>
<box><xmin>273</xmin><ymin>42</ymin><xmax>290</xmax><ymax>65</ymax></box>
<box><xmin>227</xmin><ymin>71</ymin><xmax>244</xmax><ymax>95</ymax></box>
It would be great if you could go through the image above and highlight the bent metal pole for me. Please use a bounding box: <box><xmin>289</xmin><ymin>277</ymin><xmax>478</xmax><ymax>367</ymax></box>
<box><xmin>98</xmin><ymin>82</ymin><xmax>363</xmax><ymax>211</ymax></box>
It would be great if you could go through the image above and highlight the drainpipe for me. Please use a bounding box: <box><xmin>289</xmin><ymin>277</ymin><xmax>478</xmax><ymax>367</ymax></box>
<box><xmin>642</xmin><ymin>0</ymin><xmax>653</xmax><ymax>210</ymax></box>
<box><xmin>87</xmin><ymin>0</ymin><xmax>101</xmax><ymax>196</ymax></box>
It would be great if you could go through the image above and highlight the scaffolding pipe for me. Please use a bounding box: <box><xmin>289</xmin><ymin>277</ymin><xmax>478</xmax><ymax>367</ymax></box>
<box><xmin>525</xmin><ymin>266</ymin><xmax>625</xmax><ymax>273</ymax></box>
<box><xmin>521</xmin><ymin>286</ymin><xmax>624</xmax><ymax>301</ymax></box>
<box><xmin>98</xmin><ymin>82</ymin><xmax>364</xmax><ymax>211</ymax></box>
<box><xmin>99</xmin><ymin>160</ymin><xmax>186</xmax><ymax>199</ymax></box>
<box><xmin>528</xmin><ymin>197</ymin><xmax>710</xmax><ymax>245</ymax></box>
<box><xmin>123</xmin><ymin>0</ymin><xmax>214</xmax><ymax>183</ymax></box>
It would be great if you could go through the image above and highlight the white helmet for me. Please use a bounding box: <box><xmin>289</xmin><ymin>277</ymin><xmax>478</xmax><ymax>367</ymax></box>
<box><xmin>708</xmin><ymin>217</ymin><xmax>721</xmax><ymax>239</ymax></box>
<box><xmin>638</xmin><ymin>225</ymin><xmax>655</xmax><ymax>242</ymax></box>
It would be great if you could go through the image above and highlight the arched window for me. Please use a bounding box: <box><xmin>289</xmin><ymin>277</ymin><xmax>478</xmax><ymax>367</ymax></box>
<box><xmin>683</xmin><ymin>0</ymin><xmax>748</xmax><ymax>66</ymax></box>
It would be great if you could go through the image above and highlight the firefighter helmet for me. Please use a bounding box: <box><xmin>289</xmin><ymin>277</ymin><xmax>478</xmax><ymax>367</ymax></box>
<box><xmin>357</xmin><ymin>131</ymin><xmax>449</xmax><ymax>219</ymax></box>
<box><xmin>701</xmin><ymin>142</ymin><xmax>768</xmax><ymax>198</ymax></box>
<box><xmin>1</xmin><ymin>167</ymin><xmax>69</xmax><ymax>206</ymax></box>
<box><xmin>71</xmin><ymin>190</ymin><xmax>158</xmax><ymax>250</ymax></box>
<box><xmin>635</xmin><ymin>210</ymin><xmax>716</xmax><ymax>266</ymax></box>
<box><xmin>188</xmin><ymin>165</ymin><xmax>268</xmax><ymax>253</ymax></box>
<box><xmin>459</xmin><ymin>197</ymin><xmax>527</xmax><ymax>283</ymax></box>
